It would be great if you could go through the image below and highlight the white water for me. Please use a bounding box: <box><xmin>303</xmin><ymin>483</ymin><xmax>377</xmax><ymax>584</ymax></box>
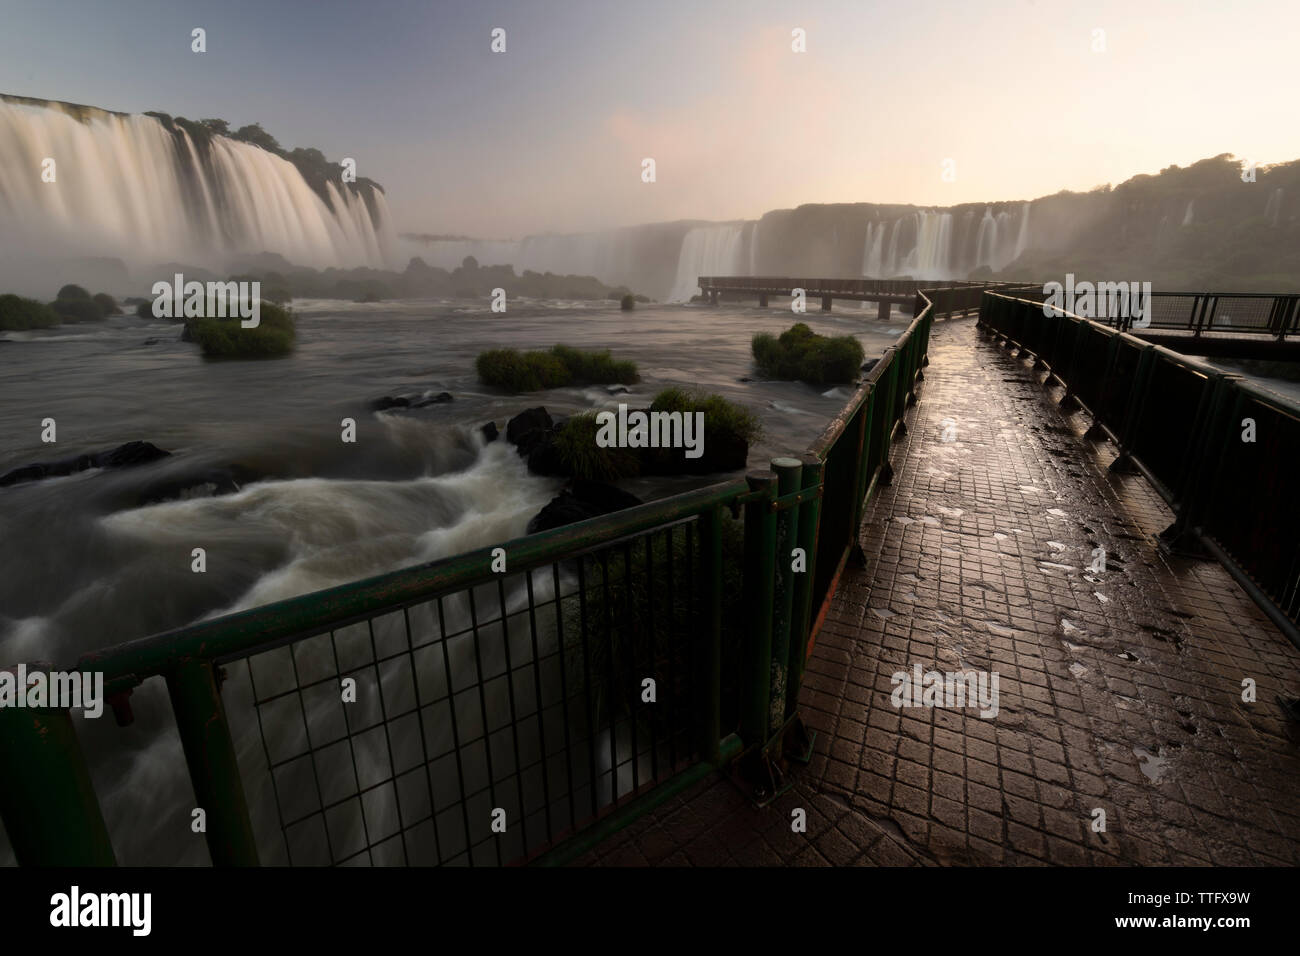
<box><xmin>1265</xmin><ymin>187</ymin><xmax>1284</xmax><ymax>226</ymax></box>
<box><xmin>902</xmin><ymin>210</ymin><xmax>953</xmax><ymax>278</ymax></box>
<box><xmin>1182</xmin><ymin>199</ymin><xmax>1195</xmax><ymax>226</ymax></box>
<box><xmin>862</xmin><ymin>221</ymin><xmax>885</xmax><ymax>277</ymax></box>
<box><xmin>0</xmin><ymin>98</ymin><xmax>395</xmax><ymax>272</ymax></box>
<box><xmin>668</xmin><ymin>223</ymin><xmax>744</xmax><ymax>301</ymax></box>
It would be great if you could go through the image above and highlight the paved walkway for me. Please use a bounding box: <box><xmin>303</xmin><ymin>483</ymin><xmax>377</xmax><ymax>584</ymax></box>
<box><xmin>576</xmin><ymin>317</ymin><xmax>1300</xmax><ymax>866</ymax></box>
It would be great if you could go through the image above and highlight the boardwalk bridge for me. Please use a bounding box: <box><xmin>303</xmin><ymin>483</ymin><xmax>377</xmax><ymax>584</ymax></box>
<box><xmin>4</xmin><ymin>278</ymin><xmax>1299</xmax><ymax>868</ymax></box>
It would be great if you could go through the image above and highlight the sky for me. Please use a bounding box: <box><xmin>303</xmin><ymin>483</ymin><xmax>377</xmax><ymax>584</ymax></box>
<box><xmin>2</xmin><ymin>0</ymin><xmax>1298</xmax><ymax>238</ymax></box>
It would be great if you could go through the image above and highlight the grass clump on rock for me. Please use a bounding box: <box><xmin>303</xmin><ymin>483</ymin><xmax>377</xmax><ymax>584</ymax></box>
<box><xmin>542</xmin><ymin>388</ymin><xmax>759</xmax><ymax>480</ymax></box>
<box><xmin>751</xmin><ymin>322</ymin><xmax>864</xmax><ymax>386</ymax></box>
<box><xmin>552</xmin><ymin>412</ymin><xmax>641</xmax><ymax>481</ymax></box>
<box><xmin>476</xmin><ymin>344</ymin><xmax>639</xmax><ymax>393</ymax></box>
<box><xmin>0</xmin><ymin>294</ymin><xmax>60</xmax><ymax>330</ymax></box>
<box><xmin>186</xmin><ymin>301</ymin><xmax>296</xmax><ymax>358</ymax></box>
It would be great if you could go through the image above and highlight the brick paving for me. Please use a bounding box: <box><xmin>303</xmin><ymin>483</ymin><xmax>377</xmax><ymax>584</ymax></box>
<box><xmin>576</xmin><ymin>316</ymin><xmax>1300</xmax><ymax>867</ymax></box>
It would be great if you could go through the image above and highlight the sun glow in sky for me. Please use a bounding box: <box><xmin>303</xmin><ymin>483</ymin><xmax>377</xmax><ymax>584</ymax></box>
<box><xmin>2</xmin><ymin>0</ymin><xmax>1297</xmax><ymax>237</ymax></box>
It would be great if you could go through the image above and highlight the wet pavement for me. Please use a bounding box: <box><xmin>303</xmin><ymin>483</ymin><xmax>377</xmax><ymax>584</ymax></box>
<box><xmin>575</xmin><ymin>316</ymin><xmax>1300</xmax><ymax>866</ymax></box>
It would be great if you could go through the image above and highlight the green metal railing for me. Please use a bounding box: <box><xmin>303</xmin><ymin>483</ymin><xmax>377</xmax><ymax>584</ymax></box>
<box><xmin>1</xmin><ymin>287</ymin><xmax>968</xmax><ymax>867</ymax></box>
<box><xmin>979</xmin><ymin>292</ymin><xmax>1300</xmax><ymax>647</ymax></box>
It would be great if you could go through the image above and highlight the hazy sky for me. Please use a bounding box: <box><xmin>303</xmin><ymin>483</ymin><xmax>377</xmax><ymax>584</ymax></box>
<box><xmin>2</xmin><ymin>0</ymin><xmax>1298</xmax><ymax>238</ymax></box>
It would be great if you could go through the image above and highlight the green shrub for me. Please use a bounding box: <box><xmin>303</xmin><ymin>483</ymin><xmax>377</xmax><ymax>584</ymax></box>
<box><xmin>476</xmin><ymin>345</ymin><xmax>639</xmax><ymax>393</ymax></box>
<box><xmin>0</xmin><ymin>294</ymin><xmax>61</xmax><ymax>330</ymax></box>
<box><xmin>650</xmin><ymin>387</ymin><xmax>762</xmax><ymax>445</ymax></box>
<box><xmin>186</xmin><ymin>301</ymin><xmax>296</xmax><ymax>358</ymax></box>
<box><xmin>550</xmin><ymin>345</ymin><xmax>639</xmax><ymax>386</ymax></box>
<box><xmin>476</xmin><ymin>348</ymin><xmax>573</xmax><ymax>392</ymax></box>
<box><xmin>56</xmin><ymin>283</ymin><xmax>90</xmax><ymax>301</ymax></box>
<box><xmin>552</xmin><ymin>412</ymin><xmax>641</xmax><ymax>481</ymax></box>
<box><xmin>49</xmin><ymin>298</ymin><xmax>105</xmax><ymax>322</ymax></box>
<box><xmin>751</xmin><ymin>322</ymin><xmax>864</xmax><ymax>385</ymax></box>
<box><xmin>92</xmin><ymin>293</ymin><xmax>122</xmax><ymax>315</ymax></box>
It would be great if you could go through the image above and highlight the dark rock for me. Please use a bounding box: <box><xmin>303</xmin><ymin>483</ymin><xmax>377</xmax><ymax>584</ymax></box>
<box><xmin>1</xmin><ymin>440</ymin><xmax>170</xmax><ymax>487</ymax></box>
<box><xmin>142</xmin><ymin>337</ymin><xmax>161</xmax><ymax>346</ymax></box>
<box><xmin>372</xmin><ymin>390</ymin><xmax>454</xmax><ymax>411</ymax></box>
<box><xmin>412</xmin><ymin>391</ymin><xmax>454</xmax><ymax>407</ymax></box>
<box><xmin>527</xmin><ymin>479</ymin><xmax>643</xmax><ymax>534</ymax></box>
<box><xmin>641</xmin><ymin>427</ymin><xmax>749</xmax><ymax>476</ymax></box>
<box><xmin>506</xmin><ymin>406</ymin><xmax>554</xmax><ymax>455</ymax></box>
<box><xmin>606</xmin><ymin>385</ymin><xmax>630</xmax><ymax>395</ymax></box>
<box><xmin>861</xmin><ymin>358</ymin><xmax>878</xmax><ymax>372</ymax></box>
<box><xmin>505</xmin><ymin>407</ymin><xmax>570</xmax><ymax>475</ymax></box>
<box><xmin>480</xmin><ymin>421</ymin><xmax>499</xmax><ymax>443</ymax></box>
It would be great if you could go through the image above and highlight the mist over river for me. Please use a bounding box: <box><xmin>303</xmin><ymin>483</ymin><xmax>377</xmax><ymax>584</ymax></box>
<box><xmin>0</xmin><ymin>298</ymin><xmax>908</xmax><ymax>665</ymax></box>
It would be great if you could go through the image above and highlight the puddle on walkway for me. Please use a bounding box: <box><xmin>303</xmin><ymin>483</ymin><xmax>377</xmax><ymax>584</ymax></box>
<box><xmin>1069</xmin><ymin>662</ymin><xmax>1088</xmax><ymax>678</ymax></box>
<box><xmin>1061</xmin><ymin>618</ymin><xmax>1084</xmax><ymax>635</ymax></box>
<box><xmin>1047</xmin><ymin>508</ymin><xmax>1069</xmax><ymax>518</ymax></box>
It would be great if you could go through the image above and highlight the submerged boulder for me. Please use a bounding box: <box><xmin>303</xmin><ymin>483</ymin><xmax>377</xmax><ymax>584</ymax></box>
<box><xmin>371</xmin><ymin>390</ymin><xmax>454</xmax><ymax>411</ymax></box>
<box><xmin>0</xmin><ymin>440</ymin><xmax>170</xmax><ymax>487</ymax></box>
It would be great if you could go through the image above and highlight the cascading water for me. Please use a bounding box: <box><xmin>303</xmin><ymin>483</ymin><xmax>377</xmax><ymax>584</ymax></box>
<box><xmin>0</xmin><ymin>97</ymin><xmax>394</xmax><ymax>274</ymax></box>
<box><xmin>669</xmin><ymin>224</ymin><xmax>744</xmax><ymax>302</ymax></box>
<box><xmin>884</xmin><ymin>218</ymin><xmax>904</xmax><ymax>277</ymax></box>
<box><xmin>902</xmin><ymin>210</ymin><xmax>953</xmax><ymax>278</ymax></box>
<box><xmin>862</xmin><ymin>221</ymin><xmax>885</xmax><ymax>277</ymax></box>
<box><xmin>1182</xmin><ymin>200</ymin><xmax>1195</xmax><ymax>226</ymax></box>
<box><xmin>1265</xmin><ymin>187</ymin><xmax>1284</xmax><ymax>226</ymax></box>
<box><xmin>747</xmin><ymin>221</ymin><xmax>761</xmax><ymax>274</ymax></box>
<box><xmin>1012</xmin><ymin>202</ymin><xmax>1030</xmax><ymax>262</ymax></box>
<box><xmin>974</xmin><ymin>208</ymin><xmax>997</xmax><ymax>271</ymax></box>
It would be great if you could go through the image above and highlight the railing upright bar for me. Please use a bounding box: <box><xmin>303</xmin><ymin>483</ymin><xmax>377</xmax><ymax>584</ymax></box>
<box><xmin>0</xmin><ymin>688</ymin><xmax>117</xmax><ymax>866</ymax></box>
<box><xmin>166</xmin><ymin>659</ymin><xmax>260</xmax><ymax>865</ymax></box>
<box><xmin>740</xmin><ymin>472</ymin><xmax>777</xmax><ymax>748</ymax></box>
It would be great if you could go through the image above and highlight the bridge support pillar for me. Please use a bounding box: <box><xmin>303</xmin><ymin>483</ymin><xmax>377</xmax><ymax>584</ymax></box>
<box><xmin>877</xmin><ymin>300</ymin><xmax>891</xmax><ymax>322</ymax></box>
<box><xmin>759</xmin><ymin>293</ymin><xmax>768</xmax><ymax>307</ymax></box>
<box><xmin>821</xmin><ymin>296</ymin><xmax>833</xmax><ymax>312</ymax></box>
<box><xmin>708</xmin><ymin>290</ymin><xmax>718</xmax><ymax>306</ymax></box>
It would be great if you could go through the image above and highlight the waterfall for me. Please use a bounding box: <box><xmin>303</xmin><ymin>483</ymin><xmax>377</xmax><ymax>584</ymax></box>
<box><xmin>1012</xmin><ymin>202</ymin><xmax>1030</xmax><ymax>262</ymax></box>
<box><xmin>884</xmin><ymin>218</ymin><xmax>904</xmax><ymax>277</ymax></box>
<box><xmin>974</xmin><ymin>208</ymin><xmax>997</xmax><ymax>270</ymax></box>
<box><xmin>0</xmin><ymin>97</ymin><xmax>394</xmax><ymax>272</ymax></box>
<box><xmin>1182</xmin><ymin>200</ymin><xmax>1195</xmax><ymax>226</ymax></box>
<box><xmin>748</xmin><ymin>221</ymin><xmax>761</xmax><ymax>274</ymax></box>
<box><xmin>1265</xmin><ymin>187</ymin><xmax>1284</xmax><ymax>226</ymax></box>
<box><xmin>862</xmin><ymin>221</ymin><xmax>884</xmax><ymax>277</ymax></box>
<box><xmin>902</xmin><ymin>210</ymin><xmax>952</xmax><ymax>278</ymax></box>
<box><xmin>668</xmin><ymin>224</ymin><xmax>744</xmax><ymax>302</ymax></box>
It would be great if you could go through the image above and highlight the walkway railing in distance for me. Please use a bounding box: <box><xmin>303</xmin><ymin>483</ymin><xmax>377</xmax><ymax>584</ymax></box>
<box><xmin>697</xmin><ymin>276</ymin><xmax>1029</xmax><ymax>301</ymax></box>
<box><xmin>979</xmin><ymin>292</ymin><xmax>1300</xmax><ymax>647</ymax></box>
<box><xmin>1005</xmin><ymin>286</ymin><xmax>1300</xmax><ymax>338</ymax></box>
<box><xmin>0</xmin><ymin>285</ymin><xmax>976</xmax><ymax>867</ymax></box>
